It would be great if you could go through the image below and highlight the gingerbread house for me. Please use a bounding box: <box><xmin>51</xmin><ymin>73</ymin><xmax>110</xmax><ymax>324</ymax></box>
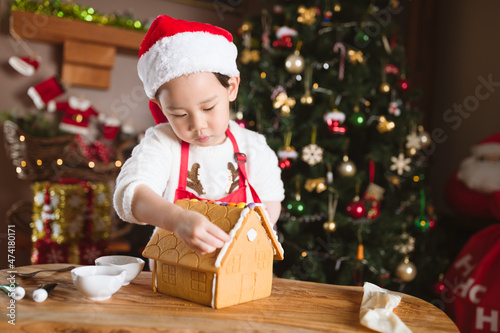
<box><xmin>142</xmin><ymin>199</ymin><xmax>284</xmax><ymax>309</ymax></box>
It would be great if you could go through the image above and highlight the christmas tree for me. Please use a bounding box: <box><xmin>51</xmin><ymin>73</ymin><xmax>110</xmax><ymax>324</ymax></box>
<box><xmin>234</xmin><ymin>0</ymin><xmax>447</xmax><ymax>301</ymax></box>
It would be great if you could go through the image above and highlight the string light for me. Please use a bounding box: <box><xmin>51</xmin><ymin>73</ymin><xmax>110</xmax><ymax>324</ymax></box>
<box><xmin>10</xmin><ymin>0</ymin><xmax>146</xmax><ymax>31</ymax></box>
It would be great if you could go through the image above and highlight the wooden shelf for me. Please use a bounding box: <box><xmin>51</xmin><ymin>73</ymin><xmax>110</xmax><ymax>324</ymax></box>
<box><xmin>10</xmin><ymin>10</ymin><xmax>146</xmax><ymax>89</ymax></box>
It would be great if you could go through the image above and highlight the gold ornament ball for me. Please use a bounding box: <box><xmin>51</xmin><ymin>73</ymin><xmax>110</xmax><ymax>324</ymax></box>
<box><xmin>337</xmin><ymin>161</ymin><xmax>357</xmax><ymax>177</ymax></box>
<box><xmin>300</xmin><ymin>93</ymin><xmax>314</xmax><ymax>105</ymax></box>
<box><xmin>380</xmin><ymin>82</ymin><xmax>391</xmax><ymax>94</ymax></box>
<box><xmin>323</xmin><ymin>221</ymin><xmax>337</xmax><ymax>232</ymax></box>
<box><xmin>407</xmin><ymin>147</ymin><xmax>417</xmax><ymax>156</ymax></box>
<box><xmin>396</xmin><ymin>259</ymin><xmax>417</xmax><ymax>282</ymax></box>
<box><xmin>285</xmin><ymin>51</ymin><xmax>305</xmax><ymax>73</ymax></box>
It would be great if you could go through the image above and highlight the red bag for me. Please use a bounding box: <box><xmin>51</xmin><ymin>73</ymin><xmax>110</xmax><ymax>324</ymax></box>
<box><xmin>441</xmin><ymin>224</ymin><xmax>500</xmax><ymax>332</ymax></box>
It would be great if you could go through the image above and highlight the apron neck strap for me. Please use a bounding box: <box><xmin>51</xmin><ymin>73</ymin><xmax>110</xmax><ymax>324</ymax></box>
<box><xmin>178</xmin><ymin>128</ymin><xmax>246</xmax><ymax>190</ymax></box>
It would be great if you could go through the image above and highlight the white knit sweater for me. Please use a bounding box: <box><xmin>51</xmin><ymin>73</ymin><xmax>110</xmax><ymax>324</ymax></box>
<box><xmin>113</xmin><ymin>120</ymin><xmax>285</xmax><ymax>224</ymax></box>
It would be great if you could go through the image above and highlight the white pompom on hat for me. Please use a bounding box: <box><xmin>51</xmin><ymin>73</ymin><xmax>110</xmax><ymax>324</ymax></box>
<box><xmin>137</xmin><ymin>15</ymin><xmax>240</xmax><ymax>100</ymax></box>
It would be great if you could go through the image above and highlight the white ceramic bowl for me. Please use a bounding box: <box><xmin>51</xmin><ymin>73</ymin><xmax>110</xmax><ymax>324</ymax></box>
<box><xmin>95</xmin><ymin>255</ymin><xmax>145</xmax><ymax>286</ymax></box>
<box><xmin>71</xmin><ymin>266</ymin><xmax>126</xmax><ymax>301</ymax></box>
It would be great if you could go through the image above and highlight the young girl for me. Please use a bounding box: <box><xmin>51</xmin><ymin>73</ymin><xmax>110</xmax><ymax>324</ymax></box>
<box><xmin>113</xmin><ymin>15</ymin><xmax>285</xmax><ymax>255</ymax></box>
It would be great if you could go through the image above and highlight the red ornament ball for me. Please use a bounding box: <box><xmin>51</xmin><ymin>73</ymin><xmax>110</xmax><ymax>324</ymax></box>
<box><xmin>346</xmin><ymin>201</ymin><xmax>366</xmax><ymax>219</ymax></box>
<box><xmin>278</xmin><ymin>159</ymin><xmax>291</xmax><ymax>169</ymax></box>
<box><xmin>398</xmin><ymin>78</ymin><xmax>409</xmax><ymax>92</ymax></box>
<box><xmin>433</xmin><ymin>280</ymin><xmax>446</xmax><ymax>296</ymax></box>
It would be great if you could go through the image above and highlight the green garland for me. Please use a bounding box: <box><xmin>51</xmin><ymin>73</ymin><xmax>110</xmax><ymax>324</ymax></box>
<box><xmin>11</xmin><ymin>0</ymin><xmax>147</xmax><ymax>31</ymax></box>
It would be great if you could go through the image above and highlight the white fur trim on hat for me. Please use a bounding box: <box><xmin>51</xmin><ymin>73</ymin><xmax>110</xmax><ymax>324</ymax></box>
<box><xmin>59</xmin><ymin>122</ymin><xmax>90</xmax><ymax>135</ymax></box>
<box><xmin>278</xmin><ymin>148</ymin><xmax>299</xmax><ymax>160</ymax></box>
<box><xmin>323</xmin><ymin>111</ymin><xmax>346</xmax><ymax>123</ymax></box>
<box><xmin>27</xmin><ymin>86</ymin><xmax>45</xmax><ymax>109</ymax></box>
<box><xmin>138</xmin><ymin>31</ymin><xmax>239</xmax><ymax>99</ymax></box>
<box><xmin>9</xmin><ymin>56</ymin><xmax>37</xmax><ymax>76</ymax></box>
<box><xmin>472</xmin><ymin>143</ymin><xmax>500</xmax><ymax>156</ymax></box>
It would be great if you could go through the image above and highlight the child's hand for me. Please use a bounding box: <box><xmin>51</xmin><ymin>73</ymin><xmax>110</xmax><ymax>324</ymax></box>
<box><xmin>173</xmin><ymin>210</ymin><xmax>231</xmax><ymax>255</ymax></box>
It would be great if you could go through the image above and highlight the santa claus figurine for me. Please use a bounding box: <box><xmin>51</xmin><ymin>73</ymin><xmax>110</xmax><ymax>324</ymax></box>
<box><xmin>48</xmin><ymin>96</ymin><xmax>99</xmax><ymax>136</ymax></box>
<box><xmin>445</xmin><ymin>132</ymin><xmax>500</xmax><ymax>220</ymax></box>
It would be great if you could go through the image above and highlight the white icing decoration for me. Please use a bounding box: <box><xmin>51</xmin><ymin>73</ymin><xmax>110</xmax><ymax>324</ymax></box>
<box><xmin>214</xmin><ymin>207</ymin><xmax>250</xmax><ymax>268</ymax></box>
<box><xmin>247</xmin><ymin>228</ymin><xmax>257</xmax><ymax>242</ymax></box>
<box><xmin>255</xmin><ymin>205</ymin><xmax>285</xmax><ymax>256</ymax></box>
<box><xmin>211</xmin><ymin>273</ymin><xmax>217</xmax><ymax>308</ymax></box>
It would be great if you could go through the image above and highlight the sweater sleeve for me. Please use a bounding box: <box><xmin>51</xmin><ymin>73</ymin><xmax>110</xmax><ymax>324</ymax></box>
<box><xmin>247</xmin><ymin>133</ymin><xmax>285</xmax><ymax>203</ymax></box>
<box><xmin>113</xmin><ymin>126</ymin><xmax>174</xmax><ymax>224</ymax></box>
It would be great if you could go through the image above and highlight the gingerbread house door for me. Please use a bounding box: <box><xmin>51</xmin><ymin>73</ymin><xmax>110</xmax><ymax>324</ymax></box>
<box><xmin>240</xmin><ymin>272</ymin><xmax>256</xmax><ymax>302</ymax></box>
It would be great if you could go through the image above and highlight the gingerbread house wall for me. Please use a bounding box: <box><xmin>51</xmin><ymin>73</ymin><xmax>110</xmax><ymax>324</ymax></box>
<box><xmin>156</xmin><ymin>261</ymin><xmax>215</xmax><ymax>307</ymax></box>
<box><xmin>213</xmin><ymin>212</ymin><xmax>274</xmax><ymax>309</ymax></box>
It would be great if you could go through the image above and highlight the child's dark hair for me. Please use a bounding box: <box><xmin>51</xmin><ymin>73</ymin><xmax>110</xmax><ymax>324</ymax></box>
<box><xmin>155</xmin><ymin>72</ymin><xmax>231</xmax><ymax>101</ymax></box>
<box><xmin>214</xmin><ymin>73</ymin><xmax>230</xmax><ymax>88</ymax></box>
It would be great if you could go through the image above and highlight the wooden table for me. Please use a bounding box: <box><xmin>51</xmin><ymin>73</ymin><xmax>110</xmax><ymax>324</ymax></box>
<box><xmin>0</xmin><ymin>264</ymin><xmax>458</xmax><ymax>332</ymax></box>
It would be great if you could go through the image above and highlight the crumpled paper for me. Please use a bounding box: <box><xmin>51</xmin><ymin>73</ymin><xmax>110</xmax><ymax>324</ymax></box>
<box><xmin>359</xmin><ymin>282</ymin><xmax>412</xmax><ymax>333</ymax></box>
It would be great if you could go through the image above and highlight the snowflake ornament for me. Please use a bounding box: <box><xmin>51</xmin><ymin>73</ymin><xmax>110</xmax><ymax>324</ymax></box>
<box><xmin>81</xmin><ymin>244</ymin><xmax>103</xmax><ymax>264</ymax></box>
<box><xmin>390</xmin><ymin>153</ymin><xmax>411</xmax><ymax>175</ymax></box>
<box><xmin>68</xmin><ymin>219</ymin><xmax>82</xmax><ymax>236</ymax></box>
<box><xmin>406</xmin><ymin>131</ymin><xmax>422</xmax><ymax>150</ymax></box>
<box><xmin>301</xmin><ymin>144</ymin><xmax>324</xmax><ymax>166</ymax></box>
<box><xmin>394</xmin><ymin>232</ymin><xmax>416</xmax><ymax>254</ymax></box>
<box><xmin>46</xmin><ymin>247</ymin><xmax>65</xmax><ymax>263</ymax></box>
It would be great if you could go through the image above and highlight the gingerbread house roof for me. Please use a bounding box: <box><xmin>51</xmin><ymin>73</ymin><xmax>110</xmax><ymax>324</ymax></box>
<box><xmin>142</xmin><ymin>200</ymin><xmax>284</xmax><ymax>273</ymax></box>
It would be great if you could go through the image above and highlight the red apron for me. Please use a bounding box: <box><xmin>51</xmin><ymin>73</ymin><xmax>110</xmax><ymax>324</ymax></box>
<box><xmin>174</xmin><ymin>129</ymin><xmax>261</xmax><ymax>204</ymax></box>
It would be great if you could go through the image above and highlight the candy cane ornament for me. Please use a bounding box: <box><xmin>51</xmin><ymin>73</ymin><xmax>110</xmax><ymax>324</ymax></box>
<box><xmin>333</xmin><ymin>42</ymin><xmax>346</xmax><ymax>81</ymax></box>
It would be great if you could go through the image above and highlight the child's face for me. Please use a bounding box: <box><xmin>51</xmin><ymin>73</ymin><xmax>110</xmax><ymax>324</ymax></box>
<box><xmin>155</xmin><ymin>72</ymin><xmax>239</xmax><ymax>147</ymax></box>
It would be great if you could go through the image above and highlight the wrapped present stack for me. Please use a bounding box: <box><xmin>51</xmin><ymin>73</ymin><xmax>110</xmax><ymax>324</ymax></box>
<box><xmin>31</xmin><ymin>180</ymin><xmax>111</xmax><ymax>265</ymax></box>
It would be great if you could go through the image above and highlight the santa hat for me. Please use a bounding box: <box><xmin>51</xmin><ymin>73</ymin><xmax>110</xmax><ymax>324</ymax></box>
<box><xmin>471</xmin><ymin>132</ymin><xmax>500</xmax><ymax>156</ymax></box>
<box><xmin>9</xmin><ymin>56</ymin><xmax>40</xmax><ymax>76</ymax></box>
<box><xmin>275</xmin><ymin>26</ymin><xmax>298</xmax><ymax>39</ymax></box>
<box><xmin>137</xmin><ymin>15</ymin><xmax>239</xmax><ymax>100</ymax></box>
<box><xmin>27</xmin><ymin>76</ymin><xmax>65</xmax><ymax>110</ymax></box>
<box><xmin>102</xmin><ymin>116</ymin><xmax>122</xmax><ymax>140</ymax></box>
